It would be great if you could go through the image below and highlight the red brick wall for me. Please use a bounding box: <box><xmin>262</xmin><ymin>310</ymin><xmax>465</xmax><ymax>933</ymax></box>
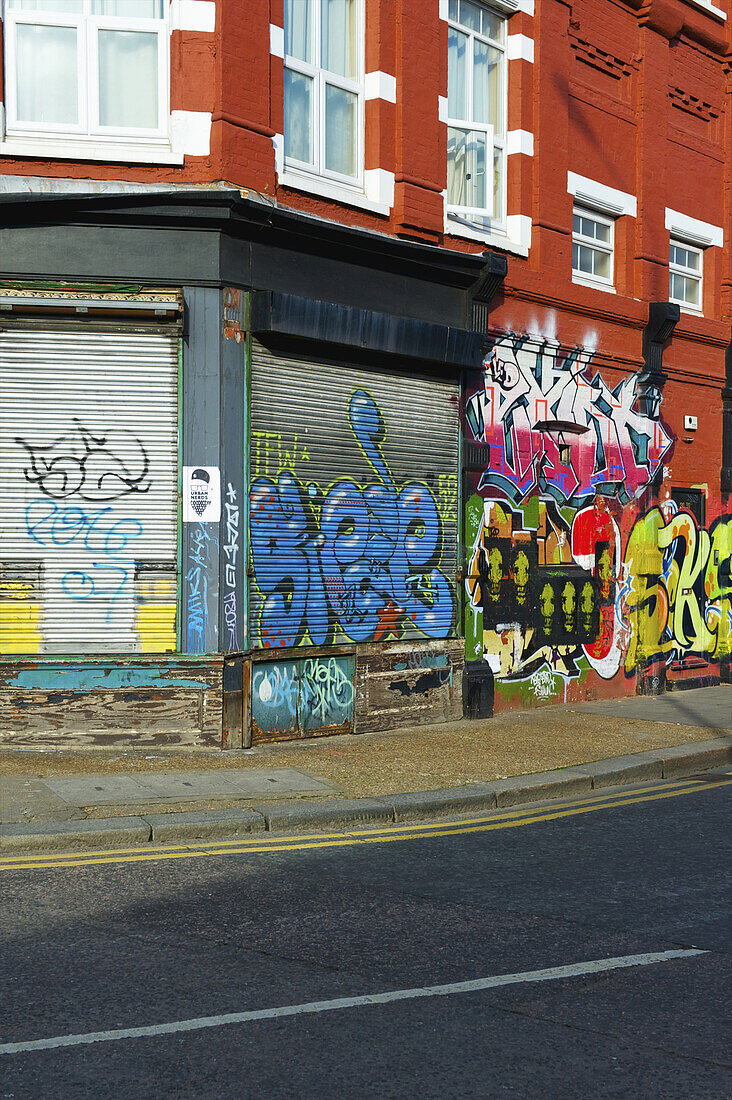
<box><xmin>0</xmin><ymin>0</ymin><xmax>728</xmax><ymax>378</ymax></box>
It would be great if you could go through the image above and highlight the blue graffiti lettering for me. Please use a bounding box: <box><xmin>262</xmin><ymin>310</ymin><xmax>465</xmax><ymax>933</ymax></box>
<box><xmin>25</xmin><ymin>499</ymin><xmax>139</xmax><ymax>620</ymax></box>
<box><xmin>250</xmin><ymin>390</ymin><xmax>454</xmax><ymax>648</ymax></box>
<box><xmin>186</xmin><ymin>522</ymin><xmax>216</xmax><ymax>654</ymax></box>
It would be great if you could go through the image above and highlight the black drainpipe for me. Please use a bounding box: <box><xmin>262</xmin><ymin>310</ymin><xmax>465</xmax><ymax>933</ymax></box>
<box><xmin>722</xmin><ymin>329</ymin><xmax>732</xmax><ymax>498</ymax></box>
<box><xmin>636</xmin><ymin>302</ymin><xmax>680</xmax><ymax>695</ymax></box>
<box><xmin>462</xmin><ymin>251</ymin><xmax>508</xmax><ymax>720</ymax></box>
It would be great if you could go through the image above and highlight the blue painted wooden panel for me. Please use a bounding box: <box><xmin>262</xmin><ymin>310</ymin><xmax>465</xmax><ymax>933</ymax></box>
<box><xmin>251</xmin><ymin>660</ymin><xmax>299</xmax><ymax>736</ymax></box>
<box><xmin>251</xmin><ymin>655</ymin><xmax>355</xmax><ymax>738</ymax></box>
<box><xmin>299</xmin><ymin>656</ymin><xmax>355</xmax><ymax>732</ymax></box>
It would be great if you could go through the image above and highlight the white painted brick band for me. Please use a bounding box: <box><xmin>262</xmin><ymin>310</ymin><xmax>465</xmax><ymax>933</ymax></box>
<box><xmin>364</xmin><ymin>72</ymin><xmax>397</xmax><ymax>103</ymax></box>
<box><xmin>170</xmin><ymin>0</ymin><xmax>216</xmax><ymax>32</ymax></box>
<box><xmin>506</xmin><ymin>34</ymin><xmax>534</xmax><ymax>63</ymax></box>
<box><xmin>270</xmin><ymin>24</ymin><xmax>284</xmax><ymax>58</ymax></box>
<box><xmin>364</xmin><ymin>168</ymin><xmax>395</xmax><ymax>209</ymax></box>
<box><xmin>507</xmin><ymin>129</ymin><xmax>534</xmax><ymax>156</ymax></box>
<box><xmin>171</xmin><ymin>110</ymin><xmax>212</xmax><ymax>156</ymax></box>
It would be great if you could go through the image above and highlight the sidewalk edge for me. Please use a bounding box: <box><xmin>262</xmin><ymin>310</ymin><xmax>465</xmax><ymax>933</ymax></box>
<box><xmin>2</xmin><ymin>738</ymin><xmax>730</xmax><ymax>854</ymax></box>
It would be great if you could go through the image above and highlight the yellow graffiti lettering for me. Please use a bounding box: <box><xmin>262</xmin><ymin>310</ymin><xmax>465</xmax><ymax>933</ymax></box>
<box><xmin>658</xmin><ymin>513</ymin><xmax>713</xmax><ymax>654</ymax></box>
<box><xmin>623</xmin><ymin>508</ymin><xmax>668</xmax><ymax>674</ymax></box>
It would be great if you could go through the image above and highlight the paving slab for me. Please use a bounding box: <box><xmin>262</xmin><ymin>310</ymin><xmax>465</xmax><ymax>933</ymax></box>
<box><xmin>39</xmin><ymin>768</ymin><xmax>335</xmax><ymax>807</ymax></box>
<box><xmin>489</xmin><ymin>768</ymin><xmax>593</xmax><ymax>808</ymax></box>
<box><xmin>224</xmin><ymin>768</ymin><xmax>336</xmax><ymax>796</ymax></box>
<box><xmin>144</xmin><ymin>808</ymin><xmax>265</xmax><ymax>842</ymax></box>
<box><xmin>0</xmin><ymin>776</ymin><xmax>82</xmax><ymax>824</ymax></box>
<box><xmin>258</xmin><ymin>797</ymin><xmax>394</xmax><ymax>832</ymax></box>
<box><xmin>0</xmin><ymin>816</ymin><xmax>150</xmax><ymax>852</ymax></box>
<box><xmin>42</xmin><ymin>775</ymin><xmax>151</xmax><ymax>805</ymax></box>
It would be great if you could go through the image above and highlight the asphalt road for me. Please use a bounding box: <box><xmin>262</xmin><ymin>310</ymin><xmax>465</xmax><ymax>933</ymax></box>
<box><xmin>1</xmin><ymin>776</ymin><xmax>730</xmax><ymax>1099</ymax></box>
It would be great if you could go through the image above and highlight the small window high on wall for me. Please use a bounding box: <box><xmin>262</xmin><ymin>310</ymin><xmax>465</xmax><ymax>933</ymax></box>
<box><xmin>572</xmin><ymin>206</ymin><xmax>614</xmax><ymax>291</ymax></box>
<box><xmin>3</xmin><ymin>0</ymin><xmax>168</xmax><ymax>147</ymax></box>
<box><xmin>669</xmin><ymin>240</ymin><xmax>703</xmax><ymax>314</ymax></box>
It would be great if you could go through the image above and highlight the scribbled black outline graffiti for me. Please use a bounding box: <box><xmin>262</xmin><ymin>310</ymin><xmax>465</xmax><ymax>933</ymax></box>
<box><xmin>15</xmin><ymin>419</ymin><xmax>150</xmax><ymax>502</ymax></box>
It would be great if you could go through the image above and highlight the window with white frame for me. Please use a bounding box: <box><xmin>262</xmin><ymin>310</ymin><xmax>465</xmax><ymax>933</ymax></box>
<box><xmin>283</xmin><ymin>0</ymin><xmax>363</xmax><ymax>185</ymax></box>
<box><xmin>669</xmin><ymin>239</ymin><xmax>703</xmax><ymax>313</ymax></box>
<box><xmin>3</xmin><ymin>0</ymin><xmax>168</xmax><ymax>144</ymax></box>
<box><xmin>572</xmin><ymin>207</ymin><xmax>614</xmax><ymax>289</ymax></box>
<box><xmin>446</xmin><ymin>0</ymin><xmax>506</xmax><ymax>226</ymax></box>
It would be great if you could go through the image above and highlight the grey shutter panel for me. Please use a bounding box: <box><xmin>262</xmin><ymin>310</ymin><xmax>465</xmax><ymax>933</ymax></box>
<box><xmin>250</xmin><ymin>341</ymin><xmax>459</xmax><ymax>650</ymax></box>
<box><xmin>1</xmin><ymin>321</ymin><xmax>178</xmax><ymax>655</ymax></box>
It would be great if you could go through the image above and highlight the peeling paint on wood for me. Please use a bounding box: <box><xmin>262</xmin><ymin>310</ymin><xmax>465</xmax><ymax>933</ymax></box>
<box><xmin>355</xmin><ymin>640</ymin><xmax>463</xmax><ymax>734</ymax></box>
<box><xmin>0</xmin><ymin>660</ymin><xmax>223</xmax><ymax>749</ymax></box>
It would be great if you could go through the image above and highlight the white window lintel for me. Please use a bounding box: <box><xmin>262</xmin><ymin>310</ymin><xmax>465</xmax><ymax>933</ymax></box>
<box><xmin>665</xmin><ymin>208</ymin><xmax>723</xmax><ymax>249</ymax></box>
<box><xmin>568</xmin><ymin>172</ymin><xmax>637</xmax><ymax>218</ymax></box>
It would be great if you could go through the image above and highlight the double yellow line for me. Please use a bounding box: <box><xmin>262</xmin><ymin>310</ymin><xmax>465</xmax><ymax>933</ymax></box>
<box><xmin>1</xmin><ymin>776</ymin><xmax>728</xmax><ymax>873</ymax></box>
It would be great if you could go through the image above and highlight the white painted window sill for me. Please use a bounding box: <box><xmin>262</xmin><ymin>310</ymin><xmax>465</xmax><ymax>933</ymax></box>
<box><xmin>572</xmin><ymin>273</ymin><xmax>616</xmax><ymax>295</ymax></box>
<box><xmin>278</xmin><ymin>167</ymin><xmax>390</xmax><ymax>216</ymax></box>
<box><xmin>445</xmin><ymin>213</ymin><xmax>529</xmax><ymax>257</ymax></box>
<box><xmin>0</xmin><ymin>136</ymin><xmax>184</xmax><ymax>165</ymax></box>
<box><xmin>672</xmin><ymin>301</ymin><xmax>704</xmax><ymax>317</ymax></box>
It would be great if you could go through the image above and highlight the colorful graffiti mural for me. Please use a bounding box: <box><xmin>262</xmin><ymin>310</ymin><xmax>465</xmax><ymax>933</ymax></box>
<box><xmin>624</xmin><ymin>507</ymin><xmax>732</xmax><ymax>673</ymax></box>
<box><xmin>465</xmin><ymin>495</ymin><xmax>612</xmax><ymax>681</ymax></box>
<box><xmin>250</xmin><ymin>390</ymin><xmax>455</xmax><ymax>648</ymax></box>
<box><xmin>464</xmin><ymin>335</ymin><xmax>731</xmax><ymax>702</ymax></box>
<box><xmin>465</xmin><ymin>336</ymin><xmax>672</xmax><ymax>505</ymax></box>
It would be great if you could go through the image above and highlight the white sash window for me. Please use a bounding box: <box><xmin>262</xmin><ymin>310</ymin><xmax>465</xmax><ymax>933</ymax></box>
<box><xmin>3</xmin><ymin>0</ymin><xmax>168</xmax><ymax>145</ymax></box>
<box><xmin>447</xmin><ymin>0</ymin><xmax>506</xmax><ymax>225</ymax></box>
<box><xmin>283</xmin><ymin>0</ymin><xmax>363</xmax><ymax>186</ymax></box>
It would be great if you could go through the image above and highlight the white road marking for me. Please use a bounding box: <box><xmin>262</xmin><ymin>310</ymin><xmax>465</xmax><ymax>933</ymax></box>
<box><xmin>0</xmin><ymin>948</ymin><xmax>705</xmax><ymax>1055</ymax></box>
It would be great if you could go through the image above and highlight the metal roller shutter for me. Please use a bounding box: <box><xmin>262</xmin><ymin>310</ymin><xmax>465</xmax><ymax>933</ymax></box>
<box><xmin>1</xmin><ymin>321</ymin><xmax>179</xmax><ymax>655</ymax></box>
<box><xmin>250</xmin><ymin>341</ymin><xmax>459</xmax><ymax>650</ymax></box>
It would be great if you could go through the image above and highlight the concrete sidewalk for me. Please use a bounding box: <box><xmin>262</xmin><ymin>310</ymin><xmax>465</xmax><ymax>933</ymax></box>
<box><xmin>2</xmin><ymin>685</ymin><xmax>731</xmax><ymax>852</ymax></box>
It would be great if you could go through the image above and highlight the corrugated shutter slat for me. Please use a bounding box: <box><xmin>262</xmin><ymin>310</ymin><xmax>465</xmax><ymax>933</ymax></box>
<box><xmin>250</xmin><ymin>342</ymin><xmax>459</xmax><ymax>650</ymax></box>
<box><xmin>1</xmin><ymin>324</ymin><xmax>178</xmax><ymax>655</ymax></box>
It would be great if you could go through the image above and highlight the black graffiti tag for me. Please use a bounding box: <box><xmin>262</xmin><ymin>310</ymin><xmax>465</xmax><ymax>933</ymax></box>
<box><xmin>16</xmin><ymin>419</ymin><xmax>150</xmax><ymax>502</ymax></box>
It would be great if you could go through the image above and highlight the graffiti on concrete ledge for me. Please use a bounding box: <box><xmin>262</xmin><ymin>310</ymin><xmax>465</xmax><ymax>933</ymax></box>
<box><xmin>250</xmin><ymin>389</ymin><xmax>455</xmax><ymax>648</ymax></box>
